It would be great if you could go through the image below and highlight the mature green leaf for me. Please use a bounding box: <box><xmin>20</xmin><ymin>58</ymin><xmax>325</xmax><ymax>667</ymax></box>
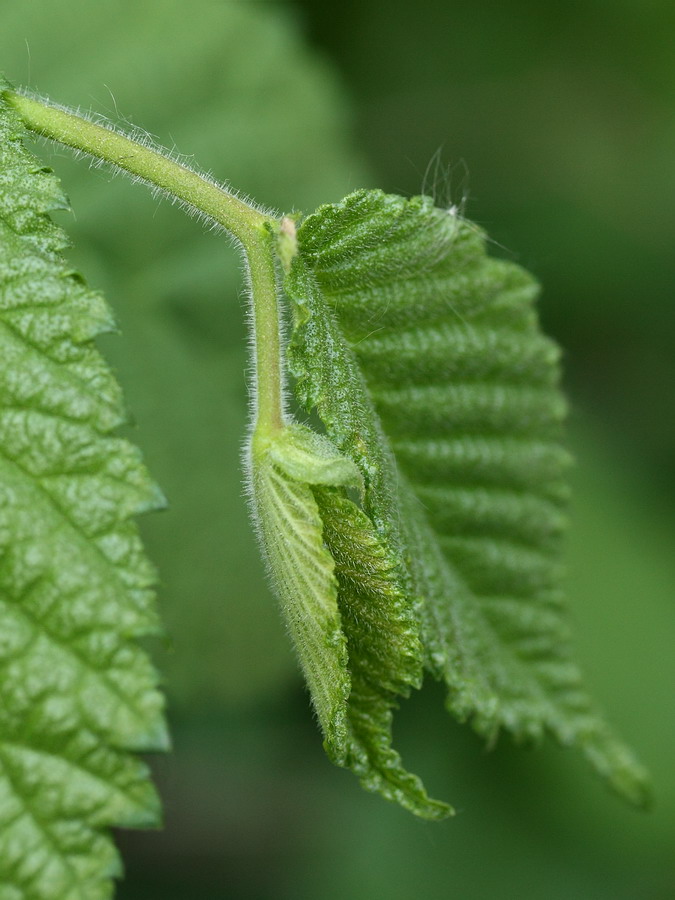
<box><xmin>0</xmin><ymin>84</ymin><xmax>166</xmax><ymax>898</ymax></box>
<box><xmin>250</xmin><ymin>424</ymin><xmax>449</xmax><ymax>818</ymax></box>
<box><xmin>283</xmin><ymin>189</ymin><xmax>650</xmax><ymax>810</ymax></box>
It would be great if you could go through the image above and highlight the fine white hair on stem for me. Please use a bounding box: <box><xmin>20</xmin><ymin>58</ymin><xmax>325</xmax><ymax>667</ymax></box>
<box><xmin>11</xmin><ymin>86</ymin><xmax>290</xmax><ymax>476</ymax></box>
<box><xmin>16</xmin><ymin>87</ymin><xmax>280</xmax><ymax>235</ymax></box>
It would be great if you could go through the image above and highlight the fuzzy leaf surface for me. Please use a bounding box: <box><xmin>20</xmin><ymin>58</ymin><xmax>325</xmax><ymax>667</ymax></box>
<box><xmin>284</xmin><ymin>189</ymin><xmax>649</xmax><ymax>809</ymax></box>
<box><xmin>0</xmin><ymin>84</ymin><xmax>167</xmax><ymax>899</ymax></box>
<box><xmin>250</xmin><ymin>424</ymin><xmax>449</xmax><ymax>818</ymax></box>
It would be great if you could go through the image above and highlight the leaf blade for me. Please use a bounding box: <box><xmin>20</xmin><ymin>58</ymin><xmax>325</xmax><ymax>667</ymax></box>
<box><xmin>249</xmin><ymin>424</ymin><xmax>449</xmax><ymax>818</ymax></box>
<box><xmin>249</xmin><ymin>426</ymin><xmax>352</xmax><ymax>756</ymax></box>
<box><xmin>284</xmin><ymin>188</ymin><xmax>650</xmax><ymax>808</ymax></box>
<box><xmin>314</xmin><ymin>486</ymin><xmax>451</xmax><ymax>819</ymax></box>
<box><xmin>0</xmin><ymin>82</ymin><xmax>167</xmax><ymax>898</ymax></box>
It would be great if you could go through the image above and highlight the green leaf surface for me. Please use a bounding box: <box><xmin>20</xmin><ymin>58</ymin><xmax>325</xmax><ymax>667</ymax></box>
<box><xmin>249</xmin><ymin>425</ymin><xmax>355</xmax><ymax>754</ymax></box>
<box><xmin>0</xmin><ymin>84</ymin><xmax>166</xmax><ymax>899</ymax></box>
<box><xmin>284</xmin><ymin>188</ymin><xmax>650</xmax><ymax>811</ymax></box>
<box><xmin>314</xmin><ymin>486</ymin><xmax>450</xmax><ymax>819</ymax></box>
<box><xmin>250</xmin><ymin>424</ymin><xmax>449</xmax><ymax>819</ymax></box>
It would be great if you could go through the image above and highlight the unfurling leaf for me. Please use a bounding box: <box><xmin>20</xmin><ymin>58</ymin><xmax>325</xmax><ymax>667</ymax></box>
<box><xmin>0</xmin><ymin>84</ymin><xmax>166</xmax><ymax>898</ymax></box>
<box><xmin>249</xmin><ymin>424</ymin><xmax>450</xmax><ymax>818</ymax></box>
<box><xmin>264</xmin><ymin>188</ymin><xmax>650</xmax><ymax>814</ymax></box>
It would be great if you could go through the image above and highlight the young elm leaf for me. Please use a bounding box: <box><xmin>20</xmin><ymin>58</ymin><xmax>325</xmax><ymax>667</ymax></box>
<box><xmin>283</xmin><ymin>189</ymin><xmax>650</xmax><ymax>809</ymax></box>
<box><xmin>314</xmin><ymin>486</ymin><xmax>450</xmax><ymax>819</ymax></box>
<box><xmin>249</xmin><ymin>424</ymin><xmax>449</xmax><ymax>818</ymax></box>
<box><xmin>249</xmin><ymin>425</ymin><xmax>356</xmax><ymax>756</ymax></box>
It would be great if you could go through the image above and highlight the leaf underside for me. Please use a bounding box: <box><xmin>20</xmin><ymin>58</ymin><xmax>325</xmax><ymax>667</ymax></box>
<box><xmin>0</xmin><ymin>84</ymin><xmax>166</xmax><ymax>898</ymax></box>
<box><xmin>280</xmin><ymin>189</ymin><xmax>650</xmax><ymax>815</ymax></box>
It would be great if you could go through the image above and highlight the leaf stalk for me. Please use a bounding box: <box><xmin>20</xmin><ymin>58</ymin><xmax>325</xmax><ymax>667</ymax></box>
<box><xmin>3</xmin><ymin>88</ymin><xmax>286</xmax><ymax>433</ymax></box>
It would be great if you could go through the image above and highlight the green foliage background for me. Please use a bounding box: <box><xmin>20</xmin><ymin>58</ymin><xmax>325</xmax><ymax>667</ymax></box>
<box><xmin>2</xmin><ymin>0</ymin><xmax>673</xmax><ymax>896</ymax></box>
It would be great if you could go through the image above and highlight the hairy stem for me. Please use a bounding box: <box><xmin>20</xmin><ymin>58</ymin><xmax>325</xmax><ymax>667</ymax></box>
<box><xmin>247</xmin><ymin>228</ymin><xmax>286</xmax><ymax>433</ymax></box>
<box><xmin>3</xmin><ymin>88</ymin><xmax>285</xmax><ymax>433</ymax></box>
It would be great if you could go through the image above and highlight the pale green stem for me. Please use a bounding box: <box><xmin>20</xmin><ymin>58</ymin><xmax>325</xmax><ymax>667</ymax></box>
<box><xmin>3</xmin><ymin>89</ymin><xmax>285</xmax><ymax>434</ymax></box>
<box><xmin>246</xmin><ymin>231</ymin><xmax>285</xmax><ymax>434</ymax></box>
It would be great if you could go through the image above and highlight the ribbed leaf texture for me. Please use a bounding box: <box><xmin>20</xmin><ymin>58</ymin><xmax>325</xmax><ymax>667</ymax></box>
<box><xmin>283</xmin><ymin>189</ymin><xmax>650</xmax><ymax>814</ymax></box>
<box><xmin>249</xmin><ymin>424</ymin><xmax>450</xmax><ymax>818</ymax></box>
<box><xmin>0</xmin><ymin>85</ymin><xmax>167</xmax><ymax>897</ymax></box>
<box><xmin>249</xmin><ymin>426</ymin><xmax>354</xmax><ymax>755</ymax></box>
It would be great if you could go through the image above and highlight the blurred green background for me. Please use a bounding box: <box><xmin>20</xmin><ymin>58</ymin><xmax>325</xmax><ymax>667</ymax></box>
<box><xmin>2</xmin><ymin>1</ymin><xmax>674</xmax><ymax>897</ymax></box>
